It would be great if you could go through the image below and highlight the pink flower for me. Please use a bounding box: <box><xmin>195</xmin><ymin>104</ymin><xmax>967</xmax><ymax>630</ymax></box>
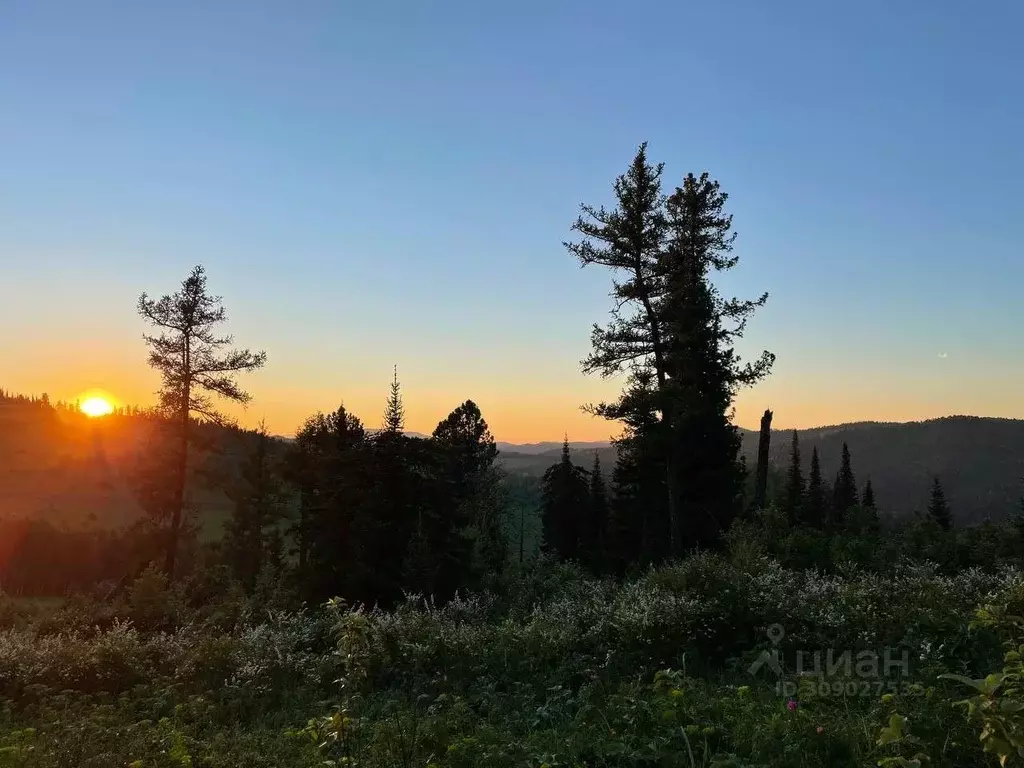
<box><xmin>816</xmin><ymin>726</ymin><xmax>824</xmax><ymax>734</ymax></box>
<box><xmin>786</xmin><ymin>699</ymin><xmax>798</xmax><ymax>711</ymax></box>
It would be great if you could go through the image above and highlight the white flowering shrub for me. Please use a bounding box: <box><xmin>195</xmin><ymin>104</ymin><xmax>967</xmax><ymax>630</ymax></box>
<box><xmin>0</xmin><ymin>553</ymin><xmax>1021</xmax><ymax>767</ymax></box>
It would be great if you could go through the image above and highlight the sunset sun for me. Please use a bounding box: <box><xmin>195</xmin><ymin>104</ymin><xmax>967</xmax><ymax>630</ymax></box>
<box><xmin>80</xmin><ymin>395</ymin><xmax>114</xmax><ymax>418</ymax></box>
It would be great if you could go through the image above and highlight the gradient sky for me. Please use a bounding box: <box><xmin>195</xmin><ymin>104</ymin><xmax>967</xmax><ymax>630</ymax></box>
<box><xmin>2</xmin><ymin>1</ymin><xmax>1022</xmax><ymax>442</ymax></box>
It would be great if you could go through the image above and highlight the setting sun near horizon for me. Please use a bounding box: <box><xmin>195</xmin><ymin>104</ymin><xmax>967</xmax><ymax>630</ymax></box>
<box><xmin>79</xmin><ymin>393</ymin><xmax>115</xmax><ymax>418</ymax></box>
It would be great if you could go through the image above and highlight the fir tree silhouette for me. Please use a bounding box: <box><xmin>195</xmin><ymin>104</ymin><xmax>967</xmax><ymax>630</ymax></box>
<box><xmin>928</xmin><ymin>476</ymin><xmax>952</xmax><ymax>530</ymax></box>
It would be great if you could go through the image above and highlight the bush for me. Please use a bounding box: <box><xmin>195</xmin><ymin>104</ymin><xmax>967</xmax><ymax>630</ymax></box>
<box><xmin>1</xmin><ymin>553</ymin><xmax>1023</xmax><ymax>766</ymax></box>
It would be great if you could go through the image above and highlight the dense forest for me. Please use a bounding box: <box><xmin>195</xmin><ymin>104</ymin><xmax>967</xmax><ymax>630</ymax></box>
<box><xmin>3</xmin><ymin>145</ymin><xmax>1024</xmax><ymax>766</ymax></box>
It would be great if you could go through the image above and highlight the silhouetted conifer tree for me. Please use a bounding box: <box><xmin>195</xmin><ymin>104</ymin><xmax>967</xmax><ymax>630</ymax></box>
<box><xmin>540</xmin><ymin>438</ymin><xmax>589</xmax><ymax>561</ymax></box>
<box><xmin>804</xmin><ymin>446</ymin><xmax>826</xmax><ymax>529</ymax></box>
<box><xmin>382</xmin><ymin>366</ymin><xmax>405</xmax><ymax>434</ymax></box>
<box><xmin>294</xmin><ymin>405</ymin><xmax>374</xmax><ymax>601</ymax></box>
<box><xmin>830</xmin><ymin>442</ymin><xmax>858</xmax><ymax>528</ymax></box>
<box><xmin>607</xmin><ymin>422</ymin><xmax>669</xmax><ymax>568</ymax></box>
<box><xmin>432</xmin><ymin>400</ymin><xmax>499</xmax><ymax>487</ymax></box>
<box><xmin>431</xmin><ymin>400</ymin><xmax>505</xmax><ymax>591</ymax></box>
<box><xmin>283</xmin><ymin>412</ymin><xmax>329</xmax><ymax>576</ymax></box>
<box><xmin>568</xmin><ymin>146</ymin><xmax>773</xmax><ymax>556</ymax></box>
<box><xmin>928</xmin><ymin>476</ymin><xmax>952</xmax><ymax>530</ymax></box>
<box><xmin>658</xmin><ymin>173</ymin><xmax>773</xmax><ymax>550</ymax></box>
<box><xmin>586</xmin><ymin>453</ymin><xmax>609</xmax><ymax>572</ymax></box>
<box><xmin>784</xmin><ymin>430</ymin><xmax>804</xmax><ymax>525</ymax></box>
<box><xmin>863</xmin><ymin>479</ymin><xmax>877</xmax><ymax>511</ymax></box>
<box><xmin>137</xmin><ymin>265</ymin><xmax>266</xmax><ymax>580</ymax></box>
<box><xmin>607</xmin><ymin>440</ymin><xmax>640</xmax><ymax>573</ymax></box>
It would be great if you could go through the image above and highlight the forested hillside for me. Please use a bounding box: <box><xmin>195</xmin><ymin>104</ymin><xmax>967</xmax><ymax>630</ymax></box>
<box><xmin>8</xmin><ymin>394</ymin><xmax>1020</xmax><ymax>532</ymax></box>
<box><xmin>0</xmin><ymin>391</ymin><xmax>269</xmax><ymax>534</ymax></box>
<box><xmin>499</xmin><ymin>416</ymin><xmax>1024</xmax><ymax>522</ymax></box>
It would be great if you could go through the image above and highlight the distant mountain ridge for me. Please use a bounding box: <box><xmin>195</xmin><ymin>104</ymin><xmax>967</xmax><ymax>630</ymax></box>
<box><xmin>496</xmin><ymin>416</ymin><xmax>1024</xmax><ymax>524</ymax></box>
<box><xmin>2</xmin><ymin>394</ymin><xmax>1021</xmax><ymax>528</ymax></box>
<box><xmin>494</xmin><ymin>440</ymin><xmax>613</xmax><ymax>455</ymax></box>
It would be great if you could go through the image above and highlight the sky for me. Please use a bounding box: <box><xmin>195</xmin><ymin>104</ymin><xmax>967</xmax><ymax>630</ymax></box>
<box><xmin>1</xmin><ymin>0</ymin><xmax>1022</xmax><ymax>442</ymax></box>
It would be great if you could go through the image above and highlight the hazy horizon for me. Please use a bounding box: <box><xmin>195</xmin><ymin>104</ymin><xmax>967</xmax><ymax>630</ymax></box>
<box><xmin>2</xmin><ymin>385</ymin><xmax>1019</xmax><ymax>445</ymax></box>
<box><xmin>3</xmin><ymin>1</ymin><xmax>1021</xmax><ymax>442</ymax></box>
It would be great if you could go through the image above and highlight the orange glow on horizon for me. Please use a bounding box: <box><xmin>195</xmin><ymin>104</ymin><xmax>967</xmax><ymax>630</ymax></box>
<box><xmin>78</xmin><ymin>390</ymin><xmax>116</xmax><ymax>418</ymax></box>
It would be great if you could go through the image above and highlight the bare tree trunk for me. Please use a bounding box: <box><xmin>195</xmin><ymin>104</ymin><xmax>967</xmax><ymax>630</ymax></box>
<box><xmin>753</xmin><ymin>409</ymin><xmax>773</xmax><ymax>511</ymax></box>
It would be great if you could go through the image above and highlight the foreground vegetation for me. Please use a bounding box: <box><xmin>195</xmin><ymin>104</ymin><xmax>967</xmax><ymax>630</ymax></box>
<box><xmin>3</xmin><ymin>539</ymin><xmax>1024</xmax><ymax>767</ymax></box>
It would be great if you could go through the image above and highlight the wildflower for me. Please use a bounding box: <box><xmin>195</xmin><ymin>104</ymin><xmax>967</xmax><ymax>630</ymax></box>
<box><xmin>786</xmin><ymin>699</ymin><xmax>798</xmax><ymax>711</ymax></box>
<box><xmin>736</xmin><ymin>685</ymin><xmax>751</xmax><ymax>698</ymax></box>
<box><xmin>816</xmin><ymin>726</ymin><xmax>824</xmax><ymax>734</ymax></box>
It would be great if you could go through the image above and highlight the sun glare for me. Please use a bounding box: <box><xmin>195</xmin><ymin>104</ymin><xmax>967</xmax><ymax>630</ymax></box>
<box><xmin>80</xmin><ymin>396</ymin><xmax>114</xmax><ymax>418</ymax></box>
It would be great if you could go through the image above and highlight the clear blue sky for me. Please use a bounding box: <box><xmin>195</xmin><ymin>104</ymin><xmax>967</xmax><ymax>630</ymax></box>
<box><xmin>2</xmin><ymin>0</ymin><xmax>1021</xmax><ymax>440</ymax></box>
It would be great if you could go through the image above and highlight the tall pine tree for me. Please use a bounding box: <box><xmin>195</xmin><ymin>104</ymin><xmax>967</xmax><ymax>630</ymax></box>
<box><xmin>784</xmin><ymin>430</ymin><xmax>804</xmax><ymax>525</ymax></box>
<box><xmin>137</xmin><ymin>265</ymin><xmax>266</xmax><ymax>580</ymax></box>
<box><xmin>568</xmin><ymin>147</ymin><xmax>773</xmax><ymax>557</ymax></box>
<box><xmin>566</xmin><ymin>145</ymin><xmax>676</xmax><ymax>550</ymax></box>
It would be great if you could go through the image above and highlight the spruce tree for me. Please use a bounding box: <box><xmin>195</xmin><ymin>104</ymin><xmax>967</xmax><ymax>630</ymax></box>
<box><xmin>382</xmin><ymin>366</ymin><xmax>405</xmax><ymax>434</ymax></box>
<box><xmin>863</xmin><ymin>479</ymin><xmax>877</xmax><ymax>511</ymax></box>
<box><xmin>659</xmin><ymin>172</ymin><xmax>774</xmax><ymax>550</ymax></box>
<box><xmin>830</xmin><ymin>442</ymin><xmax>858</xmax><ymax>528</ymax></box>
<box><xmin>586</xmin><ymin>453</ymin><xmax>609</xmax><ymax>573</ymax></box>
<box><xmin>927</xmin><ymin>476</ymin><xmax>952</xmax><ymax>531</ymax></box>
<box><xmin>804</xmin><ymin>446</ymin><xmax>826</xmax><ymax>529</ymax></box>
<box><xmin>540</xmin><ymin>438</ymin><xmax>589</xmax><ymax>561</ymax></box>
<box><xmin>860</xmin><ymin>477</ymin><xmax>879</xmax><ymax>531</ymax></box>
<box><xmin>367</xmin><ymin>368</ymin><xmax>426</xmax><ymax>599</ymax></box>
<box><xmin>137</xmin><ymin>265</ymin><xmax>266</xmax><ymax>580</ymax></box>
<box><xmin>784</xmin><ymin>430</ymin><xmax>804</xmax><ymax>525</ymax></box>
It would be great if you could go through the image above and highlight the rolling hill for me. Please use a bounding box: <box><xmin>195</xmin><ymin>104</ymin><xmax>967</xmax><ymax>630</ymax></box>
<box><xmin>497</xmin><ymin>416</ymin><xmax>1024</xmax><ymax>523</ymax></box>
<box><xmin>0</xmin><ymin>396</ymin><xmax>267</xmax><ymax>536</ymax></box>
<box><xmin>2</xmin><ymin>390</ymin><xmax>1022</xmax><ymax>529</ymax></box>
